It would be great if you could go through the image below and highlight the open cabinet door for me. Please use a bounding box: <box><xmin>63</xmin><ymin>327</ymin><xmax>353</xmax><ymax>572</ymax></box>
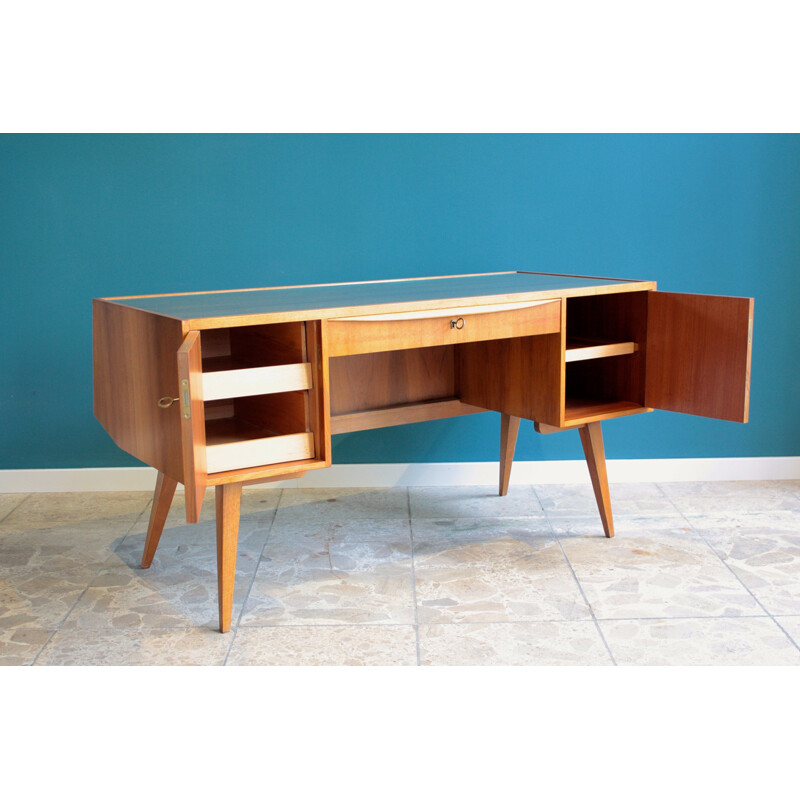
<box><xmin>177</xmin><ymin>331</ymin><xmax>207</xmax><ymax>522</ymax></box>
<box><xmin>645</xmin><ymin>291</ymin><xmax>753</xmax><ymax>422</ymax></box>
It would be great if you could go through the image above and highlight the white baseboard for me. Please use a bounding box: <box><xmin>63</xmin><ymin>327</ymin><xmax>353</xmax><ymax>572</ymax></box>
<box><xmin>1</xmin><ymin>458</ymin><xmax>798</xmax><ymax>493</ymax></box>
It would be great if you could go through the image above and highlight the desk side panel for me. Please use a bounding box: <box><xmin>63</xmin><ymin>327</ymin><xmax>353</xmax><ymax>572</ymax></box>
<box><xmin>93</xmin><ymin>300</ymin><xmax>185</xmax><ymax>482</ymax></box>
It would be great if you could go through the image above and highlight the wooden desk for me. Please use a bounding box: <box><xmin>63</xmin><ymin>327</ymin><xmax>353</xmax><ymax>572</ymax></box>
<box><xmin>93</xmin><ymin>271</ymin><xmax>754</xmax><ymax>632</ymax></box>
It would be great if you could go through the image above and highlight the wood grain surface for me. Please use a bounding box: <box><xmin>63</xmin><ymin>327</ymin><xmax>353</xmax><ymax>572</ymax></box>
<box><xmin>326</xmin><ymin>299</ymin><xmax>560</xmax><ymax>356</ymax></box>
<box><xmin>177</xmin><ymin>331</ymin><xmax>207</xmax><ymax>523</ymax></box>
<box><xmin>93</xmin><ymin>300</ymin><xmax>185</xmax><ymax>482</ymax></box>
<box><xmin>645</xmin><ymin>291</ymin><xmax>753</xmax><ymax>422</ymax></box>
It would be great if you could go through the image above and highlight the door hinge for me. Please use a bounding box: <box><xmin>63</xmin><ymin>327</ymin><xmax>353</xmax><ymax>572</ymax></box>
<box><xmin>181</xmin><ymin>379</ymin><xmax>191</xmax><ymax>419</ymax></box>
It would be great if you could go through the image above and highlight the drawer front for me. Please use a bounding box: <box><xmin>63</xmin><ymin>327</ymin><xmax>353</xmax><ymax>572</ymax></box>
<box><xmin>202</xmin><ymin>362</ymin><xmax>313</xmax><ymax>401</ymax></box>
<box><xmin>206</xmin><ymin>432</ymin><xmax>315</xmax><ymax>474</ymax></box>
<box><xmin>326</xmin><ymin>299</ymin><xmax>561</xmax><ymax>356</ymax></box>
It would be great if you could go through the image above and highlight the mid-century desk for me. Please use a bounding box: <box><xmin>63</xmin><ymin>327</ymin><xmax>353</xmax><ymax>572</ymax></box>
<box><xmin>93</xmin><ymin>271</ymin><xmax>753</xmax><ymax>632</ymax></box>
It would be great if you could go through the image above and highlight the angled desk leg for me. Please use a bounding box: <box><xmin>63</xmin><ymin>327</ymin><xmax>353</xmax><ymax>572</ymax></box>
<box><xmin>216</xmin><ymin>482</ymin><xmax>242</xmax><ymax>633</ymax></box>
<box><xmin>499</xmin><ymin>413</ymin><xmax>521</xmax><ymax>496</ymax></box>
<box><xmin>578</xmin><ymin>422</ymin><xmax>615</xmax><ymax>539</ymax></box>
<box><xmin>141</xmin><ymin>471</ymin><xmax>178</xmax><ymax>568</ymax></box>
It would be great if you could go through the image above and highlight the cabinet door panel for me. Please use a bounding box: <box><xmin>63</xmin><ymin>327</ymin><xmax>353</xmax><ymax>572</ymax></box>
<box><xmin>177</xmin><ymin>331</ymin><xmax>207</xmax><ymax>523</ymax></box>
<box><xmin>645</xmin><ymin>291</ymin><xmax>753</xmax><ymax>422</ymax></box>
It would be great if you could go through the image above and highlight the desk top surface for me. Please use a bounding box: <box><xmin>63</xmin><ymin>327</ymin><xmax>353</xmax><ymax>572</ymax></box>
<box><xmin>105</xmin><ymin>271</ymin><xmax>652</xmax><ymax>323</ymax></box>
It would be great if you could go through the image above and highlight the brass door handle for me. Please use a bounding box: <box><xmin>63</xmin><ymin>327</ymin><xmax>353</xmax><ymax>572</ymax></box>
<box><xmin>157</xmin><ymin>396</ymin><xmax>179</xmax><ymax>408</ymax></box>
<box><xmin>450</xmin><ymin>317</ymin><xmax>465</xmax><ymax>330</ymax></box>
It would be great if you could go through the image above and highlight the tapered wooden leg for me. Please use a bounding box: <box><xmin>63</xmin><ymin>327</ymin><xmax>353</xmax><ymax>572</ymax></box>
<box><xmin>141</xmin><ymin>471</ymin><xmax>178</xmax><ymax>568</ymax></box>
<box><xmin>216</xmin><ymin>482</ymin><xmax>242</xmax><ymax>633</ymax></box>
<box><xmin>499</xmin><ymin>413</ymin><xmax>521</xmax><ymax>496</ymax></box>
<box><xmin>578</xmin><ymin>421</ymin><xmax>615</xmax><ymax>538</ymax></box>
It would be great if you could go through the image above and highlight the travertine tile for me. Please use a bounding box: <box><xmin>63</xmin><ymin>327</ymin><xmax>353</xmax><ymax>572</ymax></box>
<box><xmin>548</xmin><ymin>514</ymin><xmax>695</xmax><ymax>538</ymax></box>
<box><xmin>687</xmin><ymin>511</ymin><xmax>800</xmax><ymax>533</ymax></box>
<box><xmin>701</xmin><ymin>530</ymin><xmax>800</xmax><ymax>615</ymax></box>
<box><xmin>0</xmin><ymin>495</ymin><xmax>28</xmax><ymax>524</ymax></box>
<box><xmin>0</xmin><ymin>628</ymin><xmax>53</xmax><ymax>666</ymax></box>
<box><xmin>0</xmin><ymin>564</ymin><xmax>102</xmax><ymax>629</ymax></box>
<box><xmin>601</xmin><ymin>617</ymin><xmax>800</xmax><ymax>666</ymax></box>
<box><xmin>558</xmin><ymin>525</ymin><xmax>764</xmax><ymax>619</ymax></box>
<box><xmin>3</xmin><ymin>483</ymin><xmax>800</xmax><ymax>667</ymax></box>
<box><xmin>61</xmin><ymin>545</ymin><xmax>259</xmax><ymax>629</ymax></box>
<box><xmin>658</xmin><ymin>481</ymin><xmax>800</xmax><ymax>515</ymax></box>
<box><xmin>121</xmin><ymin>516</ymin><xmax>271</xmax><ymax>558</ymax></box>
<box><xmin>419</xmin><ymin>621</ymin><xmax>612</xmax><ymax>666</ymax></box>
<box><xmin>240</xmin><ymin>538</ymin><xmax>415</xmax><ymax>626</ymax></box>
<box><xmin>414</xmin><ymin>534</ymin><xmax>590</xmax><ymax>624</ymax></box>
<box><xmin>268</xmin><ymin>517</ymin><xmax>411</xmax><ymax>546</ymax></box>
<box><xmin>276</xmin><ymin>488</ymin><xmax>409</xmax><ymax>523</ymax></box>
<box><xmin>227</xmin><ymin>624</ymin><xmax>417</xmax><ymax>666</ymax></box>
<box><xmin>779</xmin><ymin>480</ymin><xmax>800</xmax><ymax>498</ymax></box>
<box><xmin>659</xmin><ymin>480</ymin><xmax>800</xmax><ymax>499</ymax></box>
<box><xmin>411</xmin><ymin>517</ymin><xmax>549</xmax><ymax>550</ymax></box>
<box><xmin>535</xmin><ymin>482</ymin><xmax>678</xmax><ymax>517</ymax></box>
<box><xmin>409</xmin><ymin>485</ymin><xmax>543</xmax><ymax>519</ymax></box>
<box><xmin>0</xmin><ymin>498</ymin><xmax>147</xmax><ymax>573</ymax></box>
<box><xmin>35</xmin><ymin>628</ymin><xmax>231</xmax><ymax>666</ymax></box>
<box><xmin>126</xmin><ymin>487</ymin><xmax>281</xmax><ymax>533</ymax></box>
<box><xmin>0</xmin><ymin>534</ymin><xmax>125</xmax><ymax>571</ymax></box>
<box><xmin>0</xmin><ymin>492</ymin><xmax>150</xmax><ymax>535</ymax></box>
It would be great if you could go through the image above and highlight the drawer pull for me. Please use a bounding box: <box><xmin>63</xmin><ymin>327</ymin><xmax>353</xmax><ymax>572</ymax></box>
<box><xmin>450</xmin><ymin>317</ymin><xmax>465</xmax><ymax>330</ymax></box>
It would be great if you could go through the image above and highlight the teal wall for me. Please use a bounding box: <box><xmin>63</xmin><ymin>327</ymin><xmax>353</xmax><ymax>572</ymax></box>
<box><xmin>1</xmin><ymin>134</ymin><xmax>798</xmax><ymax>469</ymax></box>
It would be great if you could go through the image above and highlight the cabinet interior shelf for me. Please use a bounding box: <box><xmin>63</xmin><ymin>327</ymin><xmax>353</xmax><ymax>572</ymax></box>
<box><xmin>565</xmin><ymin>338</ymin><xmax>638</xmax><ymax>363</ymax></box>
<box><xmin>563</xmin><ymin>398</ymin><xmax>647</xmax><ymax>425</ymax></box>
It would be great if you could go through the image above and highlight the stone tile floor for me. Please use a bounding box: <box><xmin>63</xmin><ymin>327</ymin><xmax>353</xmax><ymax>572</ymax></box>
<box><xmin>1</xmin><ymin>481</ymin><xmax>799</xmax><ymax>666</ymax></box>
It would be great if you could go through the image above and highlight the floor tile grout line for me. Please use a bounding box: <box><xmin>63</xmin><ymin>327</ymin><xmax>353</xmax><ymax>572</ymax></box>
<box><xmin>223</xmin><ymin>489</ymin><xmax>284</xmax><ymax>665</ymax></box>
<box><xmin>31</xmin><ymin>498</ymin><xmax>154</xmax><ymax>665</ymax></box>
<box><xmin>769</xmin><ymin>617</ymin><xmax>800</xmax><ymax>652</ymax></box>
<box><xmin>544</xmin><ymin>514</ymin><xmax>618</xmax><ymax>666</ymax></box>
<box><xmin>654</xmin><ymin>482</ymin><xmax>690</xmax><ymax>516</ymax></box>
<box><xmin>408</xmin><ymin>488</ymin><xmax>422</xmax><ymax>667</ymax></box>
<box><xmin>231</xmin><ymin>613</ymin><xmax>787</xmax><ymax>629</ymax></box>
<box><xmin>28</xmin><ymin>629</ymin><xmax>59</xmax><ymax>666</ymax></box>
<box><xmin>0</xmin><ymin>493</ymin><xmax>32</xmax><ymax>525</ymax></box>
<box><xmin>672</xmin><ymin>503</ymin><xmax>800</xmax><ymax>655</ymax></box>
<box><xmin>528</xmin><ymin>483</ymin><xmax>545</xmax><ymax>516</ymax></box>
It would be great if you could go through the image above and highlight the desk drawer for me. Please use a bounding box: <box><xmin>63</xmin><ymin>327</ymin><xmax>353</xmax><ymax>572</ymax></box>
<box><xmin>326</xmin><ymin>299</ymin><xmax>561</xmax><ymax>356</ymax></box>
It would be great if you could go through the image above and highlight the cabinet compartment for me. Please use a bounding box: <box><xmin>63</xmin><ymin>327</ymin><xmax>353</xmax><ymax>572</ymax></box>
<box><xmin>329</xmin><ymin>345</ymin><xmax>487</xmax><ymax>433</ymax></box>
<box><xmin>197</xmin><ymin>322</ymin><xmax>324</xmax><ymax>474</ymax></box>
<box><xmin>200</xmin><ymin>322</ymin><xmax>307</xmax><ymax>370</ymax></box>
<box><xmin>180</xmin><ymin>322</ymin><xmax>329</xmax><ymax>520</ymax></box>
<box><xmin>564</xmin><ymin>292</ymin><xmax>649</xmax><ymax>425</ymax></box>
<box><xmin>204</xmin><ymin>391</ymin><xmax>315</xmax><ymax>473</ymax></box>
